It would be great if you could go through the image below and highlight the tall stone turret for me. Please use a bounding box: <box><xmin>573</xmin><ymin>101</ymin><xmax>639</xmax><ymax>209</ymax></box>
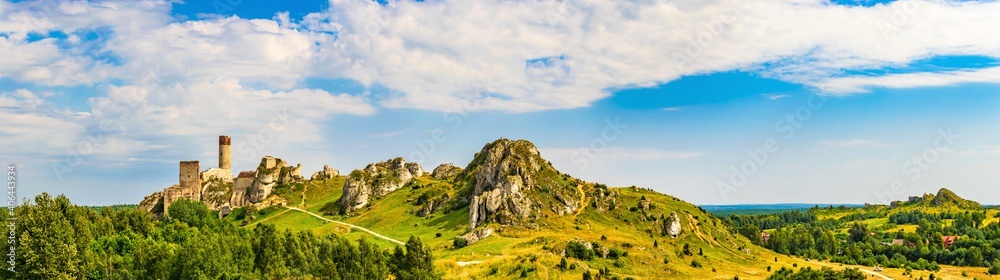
<box><xmin>219</xmin><ymin>135</ymin><xmax>231</xmax><ymax>170</ymax></box>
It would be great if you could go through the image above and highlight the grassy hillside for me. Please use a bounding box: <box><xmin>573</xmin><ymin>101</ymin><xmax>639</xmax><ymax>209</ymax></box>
<box><xmin>247</xmin><ymin>173</ymin><xmax>808</xmax><ymax>279</ymax></box>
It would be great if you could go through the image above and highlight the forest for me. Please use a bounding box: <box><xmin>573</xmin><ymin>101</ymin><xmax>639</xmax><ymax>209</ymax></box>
<box><xmin>0</xmin><ymin>193</ymin><xmax>438</xmax><ymax>279</ymax></box>
<box><xmin>726</xmin><ymin>208</ymin><xmax>1000</xmax><ymax>275</ymax></box>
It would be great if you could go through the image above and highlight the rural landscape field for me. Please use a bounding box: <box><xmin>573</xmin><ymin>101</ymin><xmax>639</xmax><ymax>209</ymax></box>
<box><xmin>2</xmin><ymin>0</ymin><xmax>998</xmax><ymax>279</ymax></box>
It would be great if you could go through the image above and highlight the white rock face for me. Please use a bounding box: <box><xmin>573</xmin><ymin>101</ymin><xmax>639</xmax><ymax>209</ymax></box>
<box><xmin>458</xmin><ymin>227</ymin><xmax>493</xmax><ymax>246</ymax></box>
<box><xmin>311</xmin><ymin>165</ymin><xmax>340</xmax><ymax>180</ymax></box>
<box><xmin>467</xmin><ymin>139</ymin><xmax>540</xmax><ymax>229</ymax></box>
<box><xmin>249</xmin><ymin>156</ymin><xmax>283</xmax><ymax>203</ymax></box>
<box><xmin>665</xmin><ymin>212</ymin><xmax>682</xmax><ymax>238</ymax></box>
<box><xmin>338</xmin><ymin>157</ymin><xmax>423</xmax><ymax>214</ymax></box>
<box><xmin>431</xmin><ymin>163</ymin><xmax>462</xmax><ymax>180</ymax></box>
<box><xmin>201</xmin><ymin>168</ymin><xmax>234</xmax><ymax>184</ymax></box>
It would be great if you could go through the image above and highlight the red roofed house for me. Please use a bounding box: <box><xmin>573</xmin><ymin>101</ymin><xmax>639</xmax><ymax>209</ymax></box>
<box><xmin>761</xmin><ymin>232</ymin><xmax>771</xmax><ymax>243</ymax></box>
<box><xmin>942</xmin><ymin>236</ymin><xmax>958</xmax><ymax>249</ymax></box>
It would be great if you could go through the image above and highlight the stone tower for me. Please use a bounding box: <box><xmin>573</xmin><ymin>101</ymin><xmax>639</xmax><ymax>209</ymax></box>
<box><xmin>219</xmin><ymin>135</ymin><xmax>231</xmax><ymax>170</ymax></box>
<box><xmin>179</xmin><ymin>160</ymin><xmax>201</xmax><ymax>197</ymax></box>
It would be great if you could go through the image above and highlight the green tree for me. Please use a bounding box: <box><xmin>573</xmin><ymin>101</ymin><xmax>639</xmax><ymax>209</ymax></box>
<box><xmin>848</xmin><ymin>223</ymin><xmax>869</xmax><ymax>243</ymax></box>
<box><xmin>16</xmin><ymin>193</ymin><xmax>80</xmax><ymax>279</ymax></box>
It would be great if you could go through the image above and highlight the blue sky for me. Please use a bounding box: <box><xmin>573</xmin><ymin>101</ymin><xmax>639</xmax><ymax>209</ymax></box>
<box><xmin>1</xmin><ymin>0</ymin><xmax>998</xmax><ymax>206</ymax></box>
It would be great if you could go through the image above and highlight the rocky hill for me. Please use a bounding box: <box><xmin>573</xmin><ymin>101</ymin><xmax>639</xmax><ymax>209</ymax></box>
<box><xmin>890</xmin><ymin>188</ymin><xmax>982</xmax><ymax>210</ymax></box>
<box><xmin>455</xmin><ymin>138</ymin><xmax>583</xmax><ymax>229</ymax></box>
<box><xmin>241</xmin><ymin>138</ymin><xmax>777</xmax><ymax>279</ymax></box>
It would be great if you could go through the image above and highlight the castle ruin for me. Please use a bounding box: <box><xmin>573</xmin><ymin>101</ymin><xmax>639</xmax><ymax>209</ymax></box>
<box><xmin>144</xmin><ymin>135</ymin><xmax>309</xmax><ymax>217</ymax></box>
<box><xmin>162</xmin><ymin>160</ymin><xmax>202</xmax><ymax>215</ymax></box>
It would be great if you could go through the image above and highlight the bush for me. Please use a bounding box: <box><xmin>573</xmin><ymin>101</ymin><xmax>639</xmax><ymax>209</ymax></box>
<box><xmin>607</xmin><ymin>247</ymin><xmax>626</xmax><ymax>260</ymax></box>
<box><xmin>989</xmin><ymin>262</ymin><xmax>1000</xmax><ymax>275</ymax></box>
<box><xmin>453</xmin><ymin>238</ymin><xmax>468</xmax><ymax>248</ymax></box>
<box><xmin>566</xmin><ymin>241</ymin><xmax>595</xmax><ymax>261</ymax></box>
<box><xmin>691</xmin><ymin>260</ymin><xmax>703</xmax><ymax>268</ymax></box>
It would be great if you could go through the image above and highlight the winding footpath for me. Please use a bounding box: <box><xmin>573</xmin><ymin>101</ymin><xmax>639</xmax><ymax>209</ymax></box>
<box><xmin>286</xmin><ymin>206</ymin><xmax>405</xmax><ymax>246</ymax></box>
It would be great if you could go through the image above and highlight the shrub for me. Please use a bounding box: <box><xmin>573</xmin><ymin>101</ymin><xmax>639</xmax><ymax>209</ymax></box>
<box><xmin>607</xmin><ymin>247</ymin><xmax>626</xmax><ymax>260</ymax></box>
<box><xmin>453</xmin><ymin>238</ymin><xmax>468</xmax><ymax>248</ymax></box>
<box><xmin>989</xmin><ymin>261</ymin><xmax>1000</xmax><ymax>275</ymax></box>
<box><xmin>435</xmin><ymin>232</ymin><xmax>442</xmax><ymax>238</ymax></box>
<box><xmin>691</xmin><ymin>260</ymin><xmax>703</xmax><ymax>268</ymax></box>
<box><xmin>566</xmin><ymin>241</ymin><xmax>595</xmax><ymax>261</ymax></box>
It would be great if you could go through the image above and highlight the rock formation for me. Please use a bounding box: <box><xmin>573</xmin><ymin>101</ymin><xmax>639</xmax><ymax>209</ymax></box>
<box><xmin>430</xmin><ymin>163</ymin><xmax>462</xmax><ymax>180</ymax></box>
<box><xmin>200</xmin><ymin>168</ymin><xmax>234</xmax><ymax>210</ymax></box>
<box><xmin>462</xmin><ymin>139</ymin><xmax>555</xmax><ymax>229</ymax></box>
<box><xmin>311</xmin><ymin>165</ymin><xmax>340</xmax><ymax>180</ymax></box>
<box><xmin>457</xmin><ymin>227</ymin><xmax>493</xmax><ymax>246</ymax></box>
<box><xmin>338</xmin><ymin>157</ymin><xmax>423</xmax><ymax>214</ymax></box>
<box><xmin>416</xmin><ymin>193</ymin><xmax>451</xmax><ymax>217</ymax></box>
<box><xmin>664</xmin><ymin>212</ymin><xmax>682</xmax><ymax>238</ymax></box>
<box><xmin>248</xmin><ymin>156</ymin><xmax>302</xmax><ymax>203</ymax></box>
<box><xmin>138</xmin><ymin>191</ymin><xmax>164</xmax><ymax>214</ymax></box>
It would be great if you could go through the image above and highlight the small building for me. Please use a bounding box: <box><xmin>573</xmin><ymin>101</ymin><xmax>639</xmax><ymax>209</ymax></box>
<box><xmin>891</xmin><ymin>239</ymin><xmax>904</xmax><ymax>246</ymax></box>
<box><xmin>761</xmin><ymin>232</ymin><xmax>771</xmax><ymax>243</ymax></box>
<box><xmin>942</xmin><ymin>236</ymin><xmax>958</xmax><ymax>249</ymax></box>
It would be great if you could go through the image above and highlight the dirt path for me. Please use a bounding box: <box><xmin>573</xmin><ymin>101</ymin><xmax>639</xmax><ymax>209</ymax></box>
<box><xmin>456</xmin><ymin>261</ymin><xmax>483</xmax><ymax>266</ymax></box>
<box><xmin>286</xmin><ymin>207</ymin><xmax>405</xmax><ymax>246</ymax></box>
<box><xmin>298</xmin><ymin>183</ymin><xmax>308</xmax><ymax>207</ymax></box>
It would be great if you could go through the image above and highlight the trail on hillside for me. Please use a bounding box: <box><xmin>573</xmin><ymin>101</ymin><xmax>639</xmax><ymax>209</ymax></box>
<box><xmin>299</xmin><ymin>183</ymin><xmax>308</xmax><ymax>207</ymax></box>
<box><xmin>286</xmin><ymin>206</ymin><xmax>405</xmax><ymax>246</ymax></box>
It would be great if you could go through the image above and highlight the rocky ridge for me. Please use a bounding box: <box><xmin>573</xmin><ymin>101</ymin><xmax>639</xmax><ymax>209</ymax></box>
<box><xmin>338</xmin><ymin>157</ymin><xmax>424</xmax><ymax>214</ymax></box>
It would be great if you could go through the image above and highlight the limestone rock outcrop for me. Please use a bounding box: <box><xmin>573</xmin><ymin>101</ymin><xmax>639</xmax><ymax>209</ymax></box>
<box><xmin>279</xmin><ymin>163</ymin><xmax>305</xmax><ymax>184</ymax></box>
<box><xmin>430</xmin><ymin>163</ymin><xmax>462</xmax><ymax>180</ymax></box>
<box><xmin>457</xmin><ymin>227</ymin><xmax>493</xmax><ymax>246</ymax></box>
<box><xmin>248</xmin><ymin>156</ymin><xmax>300</xmax><ymax>203</ymax></box>
<box><xmin>416</xmin><ymin>193</ymin><xmax>451</xmax><ymax>217</ymax></box>
<box><xmin>200</xmin><ymin>168</ymin><xmax>234</xmax><ymax>210</ymax></box>
<box><xmin>138</xmin><ymin>191</ymin><xmax>164</xmax><ymax>214</ymax></box>
<box><xmin>311</xmin><ymin>165</ymin><xmax>340</xmax><ymax>180</ymax></box>
<box><xmin>464</xmin><ymin>139</ymin><xmax>545</xmax><ymax>229</ymax></box>
<box><xmin>338</xmin><ymin>157</ymin><xmax>423</xmax><ymax>214</ymax></box>
<box><xmin>664</xmin><ymin>212</ymin><xmax>682</xmax><ymax>238</ymax></box>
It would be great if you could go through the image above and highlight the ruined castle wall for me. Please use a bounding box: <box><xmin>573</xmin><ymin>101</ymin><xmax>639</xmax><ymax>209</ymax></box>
<box><xmin>163</xmin><ymin>161</ymin><xmax>203</xmax><ymax>215</ymax></box>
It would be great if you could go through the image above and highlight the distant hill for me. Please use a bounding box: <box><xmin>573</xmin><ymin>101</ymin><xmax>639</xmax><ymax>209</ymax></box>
<box><xmin>890</xmin><ymin>188</ymin><xmax>982</xmax><ymax>210</ymax></box>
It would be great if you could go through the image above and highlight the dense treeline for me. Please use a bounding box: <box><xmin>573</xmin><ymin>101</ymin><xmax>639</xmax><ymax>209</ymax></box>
<box><xmin>0</xmin><ymin>193</ymin><xmax>438</xmax><ymax>279</ymax></box>
<box><xmin>727</xmin><ymin>209</ymin><xmax>1000</xmax><ymax>274</ymax></box>
<box><xmin>766</xmin><ymin>267</ymin><xmax>867</xmax><ymax>280</ymax></box>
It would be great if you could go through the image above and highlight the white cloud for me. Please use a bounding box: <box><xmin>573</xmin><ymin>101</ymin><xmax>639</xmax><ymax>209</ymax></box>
<box><xmin>662</xmin><ymin>106</ymin><xmax>684</xmax><ymax>112</ymax></box>
<box><xmin>3</xmin><ymin>0</ymin><xmax>1000</xmax><ymax>110</ymax></box>
<box><xmin>763</xmin><ymin>94</ymin><xmax>790</xmax><ymax>100</ymax></box>
<box><xmin>308</xmin><ymin>0</ymin><xmax>1000</xmax><ymax>111</ymax></box>
<box><xmin>819</xmin><ymin>139</ymin><xmax>889</xmax><ymax>148</ymax></box>
<box><xmin>815</xmin><ymin>66</ymin><xmax>1000</xmax><ymax>95</ymax></box>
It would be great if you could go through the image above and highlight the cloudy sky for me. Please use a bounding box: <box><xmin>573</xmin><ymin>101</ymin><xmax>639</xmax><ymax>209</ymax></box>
<box><xmin>1</xmin><ymin>0</ymin><xmax>998</xmax><ymax>206</ymax></box>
